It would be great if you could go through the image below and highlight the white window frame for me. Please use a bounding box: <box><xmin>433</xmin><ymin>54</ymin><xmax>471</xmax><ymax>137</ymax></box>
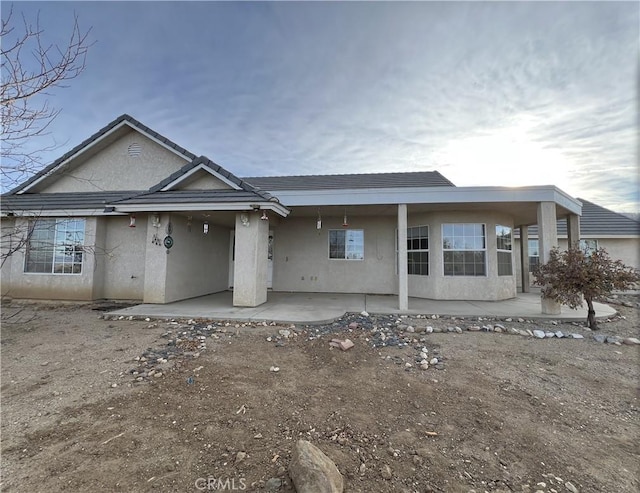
<box><xmin>496</xmin><ymin>224</ymin><xmax>513</xmax><ymax>276</ymax></box>
<box><xmin>328</xmin><ymin>229</ymin><xmax>364</xmax><ymax>260</ymax></box>
<box><xmin>579</xmin><ymin>239</ymin><xmax>598</xmax><ymax>255</ymax></box>
<box><xmin>528</xmin><ymin>239</ymin><xmax>540</xmax><ymax>272</ymax></box>
<box><xmin>442</xmin><ymin>223</ymin><xmax>487</xmax><ymax>277</ymax></box>
<box><xmin>24</xmin><ymin>218</ymin><xmax>85</xmax><ymax>275</ymax></box>
<box><xmin>407</xmin><ymin>225</ymin><xmax>429</xmax><ymax>276</ymax></box>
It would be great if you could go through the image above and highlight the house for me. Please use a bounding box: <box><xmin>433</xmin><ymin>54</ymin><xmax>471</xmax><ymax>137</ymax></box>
<box><xmin>1</xmin><ymin>114</ymin><xmax>586</xmax><ymax>315</ymax></box>
<box><xmin>515</xmin><ymin>199</ymin><xmax>640</xmax><ymax>288</ymax></box>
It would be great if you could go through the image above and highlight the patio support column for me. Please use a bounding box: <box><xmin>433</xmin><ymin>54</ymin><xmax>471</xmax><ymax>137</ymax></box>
<box><xmin>537</xmin><ymin>201</ymin><xmax>561</xmax><ymax>314</ymax></box>
<box><xmin>233</xmin><ymin>211</ymin><xmax>269</xmax><ymax>307</ymax></box>
<box><xmin>567</xmin><ymin>213</ymin><xmax>580</xmax><ymax>248</ymax></box>
<box><xmin>398</xmin><ymin>204</ymin><xmax>408</xmax><ymax>311</ymax></box>
<box><xmin>519</xmin><ymin>226</ymin><xmax>530</xmax><ymax>293</ymax></box>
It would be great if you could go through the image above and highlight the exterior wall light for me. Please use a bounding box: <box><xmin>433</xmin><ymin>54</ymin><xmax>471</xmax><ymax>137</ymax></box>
<box><xmin>240</xmin><ymin>213</ymin><xmax>250</xmax><ymax>227</ymax></box>
<box><xmin>129</xmin><ymin>214</ymin><xmax>136</xmax><ymax>227</ymax></box>
<box><xmin>203</xmin><ymin>221</ymin><xmax>209</xmax><ymax>234</ymax></box>
<box><xmin>261</xmin><ymin>211</ymin><xmax>268</xmax><ymax>221</ymax></box>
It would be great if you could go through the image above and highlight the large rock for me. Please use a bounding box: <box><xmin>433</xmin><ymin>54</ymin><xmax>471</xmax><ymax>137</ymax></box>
<box><xmin>289</xmin><ymin>440</ymin><xmax>344</xmax><ymax>493</ymax></box>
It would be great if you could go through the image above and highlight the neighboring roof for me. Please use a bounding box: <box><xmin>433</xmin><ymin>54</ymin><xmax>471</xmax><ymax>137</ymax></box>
<box><xmin>242</xmin><ymin>171</ymin><xmax>455</xmax><ymax>191</ymax></box>
<box><xmin>8</xmin><ymin>114</ymin><xmax>197</xmax><ymax>195</ymax></box>
<box><xmin>524</xmin><ymin>198</ymin><xmax>640</xmax><ymax>237</ymax></box>
<box><xmin>1</xmin><ymin>191</ymin><xmax>141</xmax><ymax>213</ymax></box>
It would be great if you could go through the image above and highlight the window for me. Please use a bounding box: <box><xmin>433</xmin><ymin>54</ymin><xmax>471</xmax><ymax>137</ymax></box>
<box><xmin>443</xmin><ymin>223</ymin><xmax>486</xmax><ymax>276</ymax></box>
<box><xmin>528</xmin><ymin>239</ymin><xmax>540</xmax><ymax>271</ymax></box>
<box><xmin>407</xmin><ymin>226</ymin><xmax>429</xmax><ymax>275</ymax></box>
<box><xmin>579</xmin><ymin>239</ymin><xmax>598</xmax><ymax>255</ymax></box>
<box><xmin>25</xmin><ymin>219</ymin><xmax>85</xmax><ymax>274</ymax></box>
<box><xmin>329</xmin><ymin>229</ymin><xmax>364</xmax><ymax>260</ymax></box>
<box><xmin>496</xmin><ymin>225</ymin><xmax>512</xmax><ymax>276</ymax></box>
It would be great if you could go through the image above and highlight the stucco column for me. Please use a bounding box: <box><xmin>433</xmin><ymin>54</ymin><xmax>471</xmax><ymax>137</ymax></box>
<box><xmin>233</xmin><ymin>211</ymin><xmax>269</xmax><ymax>307</ymax></box>
<box><xmin>397</xmin><ymin>204</ymin><xmax>408</xmax><ymax>311</ymax></box>
<box><xmin>537</xmin><ymin>202</ymin><xmax>560</xmax><ymax>314</ymax></box>
<box><xmin>519</xmin><ymin>226</ymin><xmax>530</xmax><ymax>293</ymax></box>
<box><xmin>143</xmin><ymin>213</ymin><xmax>169</xmax><ymax>303</ymax></box>
<box><xmin>567</xmin><ymin>214</ymin><xmax>580</xmax><ymax>248</ymax></box>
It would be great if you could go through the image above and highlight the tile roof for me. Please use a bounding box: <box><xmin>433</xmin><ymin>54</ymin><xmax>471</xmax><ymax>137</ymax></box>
<box><xmin>149</xmin><ymin>156</ymin><xmax>274</xmax><ymax>201</ymax></box>
<box><xmin>242</xmin><ymin>171</ymin><xmax>455</xmax><ymax>191</ymax></box>
<box><xmin>8</xmin><ymin>114</ymin><xmax>197</xmax><ymax>195</ymax></box>
<box><xmin>1</xmin><ymin>191</ymin><xmax>141</xmax><ymax>212</ymax></box>
<box><xmin>114</xmin><ymin>189</ymin><xmax>273</xmax><ymax>205</ymax></box>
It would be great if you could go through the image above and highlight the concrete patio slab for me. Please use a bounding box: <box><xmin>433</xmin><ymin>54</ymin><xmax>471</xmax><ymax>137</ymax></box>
<box><xmin>108</xmin><ymin>291</ymin><xmax>617</xmax><ymax>324</ymax></box>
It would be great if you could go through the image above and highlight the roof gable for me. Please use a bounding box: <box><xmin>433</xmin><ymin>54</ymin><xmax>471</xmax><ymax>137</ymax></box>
<box><xmin>10</xmin><ymin>114</ymin><xmax>196</xmax><ymax>195</ymax></box>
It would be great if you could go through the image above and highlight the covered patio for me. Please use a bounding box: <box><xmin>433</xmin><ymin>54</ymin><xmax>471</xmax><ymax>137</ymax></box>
<box><xmin>107</xmin><ymin>290</ymin><xmax>616</xmax><ymax>324</ymax></box>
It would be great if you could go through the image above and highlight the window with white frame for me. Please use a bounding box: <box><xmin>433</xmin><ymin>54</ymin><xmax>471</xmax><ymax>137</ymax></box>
<box><xmin>329</xmin><ymin>229</ymin><xmax>364</xmax><ymax>260</ymax></box>
<box><xmin>528</xmin><ymin>239</ymin><xmax>540</xmax><ymax>271</ymax></box>
<box><xmin>579</xmin><ymin>239</ymin><xmax>598</xmax><ymax>255</ymax></box>
<box><xmin>442</xmin><ymin>223</ymin><xmax>486</xmax><ymax>276</ymax></box>
<box><xmin>407</xmin><ymin>225</ymin><xmax>429</xmax><ymax>275</ymax></box>
<box><xmin>496</xmin><ymin>225</ymin><xmax>513</xmax><ymax>276</ymax></box>
<box><xmin>25</xmin><ymin>218</ymin><xmax>85</xmax><ymax>274</ymax></box>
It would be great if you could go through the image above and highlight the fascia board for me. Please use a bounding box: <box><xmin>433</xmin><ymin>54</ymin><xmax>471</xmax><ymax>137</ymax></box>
<box><xmin>268</xmin><ymin>186</ymin><xmax>582</xmax><ymax>213</ymax></box>
<box><xmin>160</xmin><ymin>163</ymin><xmax>242</xmax><ymax>191</ymax></box>
<box><xmin>1</xmin><ymin>209</ymin><xmax>115</xmax><ymax>217</ymax></box>
<box><xmin>19</xmin><ymin>121</ymin><xmax>192</xmax><ymax>194</ymax></box>
<box><xmin>113</xmin><ymin>201</ymin><xmax>290</xmax><ymax>217</ymax></box>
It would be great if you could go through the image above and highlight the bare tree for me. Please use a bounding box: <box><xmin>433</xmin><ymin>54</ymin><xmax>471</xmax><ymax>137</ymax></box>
<box><xmin>534</xmin><ymin>247</ymin><xmax>640</xmax><ymax>329</ymax></box>
<box><xmin>1</xmin><ymin>5</ymin><xmax>92</xmax><ymax>188</ymax></box>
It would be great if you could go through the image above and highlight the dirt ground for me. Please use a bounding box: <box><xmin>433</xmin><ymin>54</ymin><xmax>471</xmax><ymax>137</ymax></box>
<box><xmin>1</xmin><ymin>296</ymin><xmax>638</xmax><ymax>493</ymax></box>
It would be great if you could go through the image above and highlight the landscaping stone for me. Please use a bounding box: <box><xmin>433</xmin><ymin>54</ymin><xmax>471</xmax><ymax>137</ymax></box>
<box><xmin>533</xmin><ymin>330</ymin><xmax>545</xmax><ymax>339</ymax></box>
<box><xmin>289</xmin><ymin>440</ymin><xmax>344</xmax><ymax>493</ymax></box>
<box><xmin>593</xmin><ymin>334</ymin><xmax>607</xmax><ymax>343</ymax></box>
<box><xmin>623</xmin><ymin>337</ymin><xmax>640</xmax><ymax>345</ymax></box>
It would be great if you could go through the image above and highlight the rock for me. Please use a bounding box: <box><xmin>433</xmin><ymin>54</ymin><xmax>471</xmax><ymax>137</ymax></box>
<box><xmin>623</xmin><ymin>337</ymin><xmax>640</xmax><ymax>345</ymax></box>
<box><xmin>359</xmin><ymin>463</ymin><xmax>366</xmax><ymax>475</ymax></box>
<box><xmin>565</xmin><ymin>481</ymin><xmax>579</xmax><ymax>493</ymax></box>
<box><xmin>429</xmin><ymin>357</ymin><xmax>438</xmax><ymax>365</ymax></box>
<box><xmin>425</xmin><ymin>326</ymin><xmax>434</xmax><ymax>333</ymax></box>
<box><xmin>380</xmin><ymin>464</ymin><xmax>392</xmax><ymax>480</ymax></box>
<box><xmin>592</xmin><ymin>334</ymin><xmax>607</xmax><ymax>343</ymax></box>
<box><xmin>329</xmin><ymin>338</ymin><xmax>354</xmax><ymax>351</ymax></box>
<box><xmin>289</xmin><ymin>440</ymin><xmax>344</xmax><ymax>493</ymax></box>
<box><xmin>265</xmin><ymin>477</ymin><xmax>283</xmax><ymax>491</ymax></box>
<box><xmin>419</xmin><ymin>351</ymin><xmax>429</xmax><ymax>360</ymax></box>
<box><xmin>348</xmin><ymin>322</ymin><xmax>359</xmax><ymax>330</ymax></box>
<box><xmin>468</xmin><ymin>325</ymin><xmax>481</xmax><ymax>331</ymax></box>
<box><xmin>545</xmin><ymin>331</ymin><xmax>555</xmax><ymax>338</ymax></box>
<box><xmin>235</xmin><ymin>451</ymin><xmax>247</xmax><ymax>464</ymax></box>
<box><xmin>279</xmin><ymin>329</ymin><xmax>291</xmax><ymax>338</ymax></box>
<box><xmin>406</xmin><ymin>326</ymin><xmax>415</xmax><ymax>333</ymax></box>
<box><xmin>555</xmin><ymin>331</ymin><xmax>564</xmax><ymax>338</ymax></box>
<box><xmin>606</xmin><ymin>336</ymin><xmax>622</xmax><ymax>344</ymax></box>
<box><xmin>360</xmin><ymin>311</ymin><xmax>369</xmax><ymax>317</ymax></box>
<box><xmin>454</xmin><ymin>327</ymin><xmax>463</xmax><ymax>334</ymax></box>
<box><xmin>570</xmin><ymin>333</ymin><xmax>584</xmax><ymax>339</ymax></box>
<box><xmin>507</xmin><ymin>327</ymin><xmax>519</xmax><ymax>335</ymax></box>
<box><xmin>518</xmin><ymin>329</ymin><xmax>530</xmax><ymax>337</ymax></box>
<box><xmin>533</xmin><ymin>330</ymin><xmax>545</xmax><ymax>339</ymax></box>
<box><xmin>420</xmin><ymin>362</ymin><xmax>429</xmax><ymax>370</ymax></box>
<box><xmin>518</xmin><ymin>318</ymin><xmax>525</xmax><ymax>323</ymax></box>
<box><xmin>494</xmin><ymin>327</ymin><xmax>503</xmax><ymax>333</ymax></box>
<box><xmin>270</xmin><ymin>366</ymin><xmax>280</xmax><ymax>372</ymax></box>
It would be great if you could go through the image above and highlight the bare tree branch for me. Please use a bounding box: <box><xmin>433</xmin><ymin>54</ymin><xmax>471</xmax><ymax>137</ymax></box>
<box><xmin>1</xmin><ymin>5</ymin><xmax>93</xmax><ymax>187</ymax></box>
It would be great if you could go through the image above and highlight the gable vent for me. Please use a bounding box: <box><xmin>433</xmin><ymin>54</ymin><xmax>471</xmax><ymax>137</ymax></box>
<box><xmin>127</xmin><ymin>142</ymin><xmax>142</xmax><ymax>157</ymax></box>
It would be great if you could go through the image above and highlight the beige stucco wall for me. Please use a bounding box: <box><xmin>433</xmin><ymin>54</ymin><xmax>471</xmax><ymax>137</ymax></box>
<box><xmin>164</xmin><ymin>214</ymin><xmax>230</xmax><ymax>303</ymax></box>
<box><xmin>1</xmin><ymin>217</ymin><xmax>16</xmax><ymax>298</ymax></box>
<box><xmin>100</xmin><ymin>215</ymin><xmax>148</xmax><ymax>300</ymax></box>
<box><xmin>272</xmin><ymin>215</ymin><xmax>398</xmax><ymax>295</ymax></box>
<box><xmin>271</xmin><ymin>211</ymin><xmax>516</xmax><ymax>300</ymax></box>
<box><xmin>37</xmin><ymin>130</ymin><xmax>189</xmax><ymax>193</ymax></box>
<box><xmin>179</xmin><ymin>172</ymin><xmax>232</xmax><ymax>190</ymax></box>
<box><xmin>3</xmin><ymin>217</ymin><xmax>100</xmax><ymax>300</ymax></box>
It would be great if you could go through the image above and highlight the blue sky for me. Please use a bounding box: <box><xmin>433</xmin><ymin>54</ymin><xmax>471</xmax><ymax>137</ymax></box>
<box><xmin>4</xmin><ymin>1</ymin><xmax>639</xmax><ymax>212</ymax></box>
